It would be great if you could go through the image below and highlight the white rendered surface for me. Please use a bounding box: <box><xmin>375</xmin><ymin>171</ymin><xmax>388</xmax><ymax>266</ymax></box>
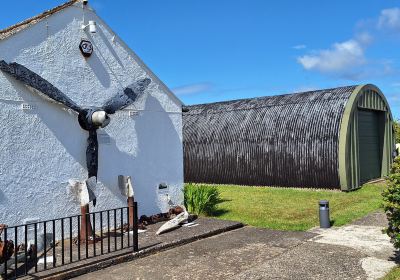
<box><xmin>0</xmin><ymin>3</ymin><xmax>184</xmax><ymax>226</ymax></box>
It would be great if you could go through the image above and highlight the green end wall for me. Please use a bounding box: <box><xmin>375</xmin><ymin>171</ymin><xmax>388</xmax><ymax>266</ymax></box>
<box><xmin>338</xmin><ymin>84</ymin><xmax>394</xmax><ymax>191</ymax></box>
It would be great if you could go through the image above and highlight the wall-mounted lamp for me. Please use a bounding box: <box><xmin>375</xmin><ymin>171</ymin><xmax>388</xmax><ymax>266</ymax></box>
<box><xmin>81</xmin><ymin>20</ymin><xmax>97</xmax><ymax>33</ymax></box>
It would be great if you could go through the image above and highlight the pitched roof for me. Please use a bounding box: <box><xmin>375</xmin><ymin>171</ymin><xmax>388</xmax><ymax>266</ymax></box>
<box><xmin>0</xmin><ymin>0</ymin><xmax>80</xmax><ymax>40</ymax></box>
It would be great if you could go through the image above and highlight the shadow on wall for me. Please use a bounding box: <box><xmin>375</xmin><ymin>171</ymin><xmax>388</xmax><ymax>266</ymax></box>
<box><xmin>0</xmin><ymin>190</ymin><xmax>8</xmax><ymax>205</ymax></box>
<box><xmin>31</xmin><ymin>94</ymin><xmax>181</xmax><ymax>216</ymax></box>
<box><xmin>85</xmin><ymin>50</ymin><xmax>111</xmax><ymax>88</ymax></box>
<box><xmin>86</xmin><ymin>27</ymin><xmax>124</xmax><ymax>68</ymax></box>
<box><xmin>98</xmin><ymin>95</ymin><xmax>183</xmax><ymax>214</ymax></box>
<box><xmin>83</xmin><ymin>23</ymin><xmax>128</xmax><ymax>89</ymax></box>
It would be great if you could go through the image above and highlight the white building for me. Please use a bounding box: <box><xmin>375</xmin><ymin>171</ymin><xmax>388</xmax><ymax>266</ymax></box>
<box><xmin>0</xmin><ymin>0</ymin><xmax>184</xmax><ymax>226</ymax></box>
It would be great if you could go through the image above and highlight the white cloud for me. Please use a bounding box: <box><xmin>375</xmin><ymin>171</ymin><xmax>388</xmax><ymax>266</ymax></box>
<box><xmin>295</xmin><ymin>7</ymin><xmax>400</xmax><ymax>83</ymax></box>
<box><xmin>378</xmin><ymin>8</ymin><xmax>400</xmax><ymax>30</ymax></box>
<box><xmin>355</xmin><ymin>32</ymin><xmax>373</xmax><ymax>45</ymax></box>
<box><xmin>172</xmin><ymin>82</ymin><xmax>213</xmax><ymax>96</ymax></box>
<box><xmin>297</xmin><ymin>39</ymin><xmax>366</xmax><ymax>73</ymax></box>
<box><xmin>293</xmin><ymin>44</ymin><xmax>306</xmax><ymax>50</ymax></box>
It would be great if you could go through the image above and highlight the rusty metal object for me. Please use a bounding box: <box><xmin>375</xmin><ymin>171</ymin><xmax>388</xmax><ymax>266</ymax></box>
<box><xmin>0</xmin><ymin>240</ymin><xmax>14</xmax><ymax>264</ymax></box>
<box><xmin>127</xmin><ymin>197</ymin><xmax>135</xmax><ymax>229</ymax></box>
<box><xmin>168</xmin><ymin>206</ymin><xmax>184</xmax><ymax>216</ymax></box>
<box><xmin>138</xmin><ymin>206</ymin><xmax>193</xmax><ymax>230</ymax></box>
<box><xmin>0</xmin><ymin>224</ymin><xmax>14</xmax><ymax>264</ymax></box>
<box><xmin>0</xmin><ymin>224</ymin><xmax>6</xmax><ymax>235</ymax></box>
<box><xmin>80</xmin><ymin>205</ymin><xmax>96</xmax><ymax>243</ymax></box>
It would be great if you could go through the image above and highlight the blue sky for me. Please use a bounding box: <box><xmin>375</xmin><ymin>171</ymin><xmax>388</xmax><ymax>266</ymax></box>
<box><xmin>1</xmin><ymin>0</ymin><xmax>399</xmax><ymax>117</ymax></box>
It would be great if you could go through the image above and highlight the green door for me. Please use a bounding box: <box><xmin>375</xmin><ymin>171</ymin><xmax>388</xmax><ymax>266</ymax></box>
<box><xmin>358</xmin><ymin>109</ymin><xmax>383</xmax><ymax>183</ymax></box>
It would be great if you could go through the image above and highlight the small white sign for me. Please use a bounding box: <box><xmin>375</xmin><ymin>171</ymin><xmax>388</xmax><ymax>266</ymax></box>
<box><xmin>128</xmin><ymin>110</ymin><xmax>139</xmax><ymax>117</ymax></box>
<box><xmin>21</xmin><ymin>103</ymin><xmax>35</xmax><ymax>110</ymax></box>
<box><xmin>38</xmin><ymin>256</ymin><xmax>54</xmax><ymax>264</ymax></box>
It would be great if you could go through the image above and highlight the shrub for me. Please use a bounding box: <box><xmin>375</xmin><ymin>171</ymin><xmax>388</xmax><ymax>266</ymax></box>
<box><xmin>184</xmin><ymin>184</ymin><xmax>221</xmax><ymax>216</ymax></box>
<box><xmin>394</xmin><ymin>119</ymin><xmax>400</xmax><ymax>144</ymax></box>
<box><xmin>382</xmin><ymin>156</ymin><xmax>400</xmax><ymax>248</ymax></box>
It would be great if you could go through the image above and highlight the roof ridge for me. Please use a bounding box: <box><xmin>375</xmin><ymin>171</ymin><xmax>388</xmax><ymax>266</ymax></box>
<box><xmin>186</xmin><ymin>85</ymin><xmax>358</xmax><ymax>108</ymax></box>
<box><xmin>0</xmin><ymin>0</ymin><xmax>80</xmax><ymax>40</ymax></box>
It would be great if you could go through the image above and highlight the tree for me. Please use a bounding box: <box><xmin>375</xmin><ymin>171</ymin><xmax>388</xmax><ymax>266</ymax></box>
<box><xmin>394</xmin><ymin>119</ymin><xmax>400</xmax><ymax>144</ymax></box>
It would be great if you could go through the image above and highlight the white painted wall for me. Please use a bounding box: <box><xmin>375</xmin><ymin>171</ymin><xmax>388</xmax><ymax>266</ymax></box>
<box><xmin>0</xmin><ymin>3</ymin><xmax>184</xmax><ymax>227</ymax></box>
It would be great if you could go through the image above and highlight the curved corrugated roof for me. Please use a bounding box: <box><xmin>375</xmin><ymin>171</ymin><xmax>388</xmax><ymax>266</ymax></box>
<box><xmin>183</xmin><ymin>85</ymin><xmax>357</xmax><ymax>188</ymax></box>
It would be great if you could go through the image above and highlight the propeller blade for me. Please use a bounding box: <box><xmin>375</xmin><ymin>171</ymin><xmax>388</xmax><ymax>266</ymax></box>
<box><xmin>86</xmin><ymin>129</ymin><xmax>99</xmax><ymax>179</ymax></box>
<box><xmin>86</xmin><ymin>176</ymin><xmax>97</xmax><ymax>207</ymax></box>
<box><xmin>0</xmin><ymin>61</ymin><xmax>82</xmax><ymax>113</ymax></box>
<box><xmin>102</xmin><ymin>78</ymin><xmax>151</xmax><ymax>114</ymax></box>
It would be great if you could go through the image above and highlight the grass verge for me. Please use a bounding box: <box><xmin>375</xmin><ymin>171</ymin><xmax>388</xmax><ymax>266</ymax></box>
<box><xmin>382</xmin><ymin>266</ymin><xmax>400</xmax><ymax>280</ymax></box>
<box><xmin>193</xmin><ymin>182</ymin><xmax>386</xmax><ymax>231</ymax></box>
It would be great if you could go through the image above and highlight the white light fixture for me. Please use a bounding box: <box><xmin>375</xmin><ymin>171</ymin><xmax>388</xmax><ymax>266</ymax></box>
<box><xmin>81</xmin><ymin>20</ymin><xmax>97</xmax><ymax>33</ymax></box>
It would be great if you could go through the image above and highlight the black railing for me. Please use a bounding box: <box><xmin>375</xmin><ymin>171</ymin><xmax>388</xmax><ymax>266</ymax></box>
<box><xmin>1</xmin><ymin>203</ymin><xmax>138</xmax><ymax>279</ymax></box>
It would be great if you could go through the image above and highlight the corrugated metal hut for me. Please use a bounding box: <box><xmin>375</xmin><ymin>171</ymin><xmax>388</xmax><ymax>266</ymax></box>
<box><xmin>183</xmin><ymin>84</ymin><xmax>395</xmax><ymax>191</ymax></box>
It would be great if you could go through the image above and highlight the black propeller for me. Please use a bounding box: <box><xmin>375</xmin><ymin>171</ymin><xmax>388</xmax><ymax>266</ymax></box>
<box><xmin>0</xmin><ymin>61</ymin><xmax>82</xmax><ymax>113</ymax></box>
<box><xmin>103</xmin><ymin>79</ymin><xmax>151</xmax><ymax>114</ymax></box>
<box><xmin>0</xmin><ymin>60</ymin><xmax>151</xmax><ymax>188</ymax></box>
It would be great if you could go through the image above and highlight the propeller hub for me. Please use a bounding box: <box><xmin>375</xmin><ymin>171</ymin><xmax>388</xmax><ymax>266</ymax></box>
<box><xmin>92</xmin><ymin>110</ymin><xmax>110</xmax><ymax>128</ymax></box>
<box><xmin>78</xmin><ymin>109</ymin><xmax>110</xmax><ymax>130</ymax></box>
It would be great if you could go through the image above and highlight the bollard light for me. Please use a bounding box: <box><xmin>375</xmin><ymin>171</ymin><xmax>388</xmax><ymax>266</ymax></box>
<box><xmin>319</xmin><ymin>200</ymin><xmax>331</xmax><ymax>228</ymax></box>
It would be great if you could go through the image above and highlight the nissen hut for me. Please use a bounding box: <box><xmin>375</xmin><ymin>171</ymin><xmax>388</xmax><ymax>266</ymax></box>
<box><xmin>183</xmin><ymin>85</ymin><xmax>395</xmax><ymax>191</ymax></box>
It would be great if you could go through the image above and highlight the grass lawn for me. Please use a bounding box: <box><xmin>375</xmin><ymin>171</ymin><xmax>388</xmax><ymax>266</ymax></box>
<box><xmin>200</xmin><ymin>182</ymin><xmax>386</xmax><ymax>231</ymax></box>
<box><xmin>383</xmin><ymin>266</ymin><xmax>400</xmax><ymax>280</ymax></box>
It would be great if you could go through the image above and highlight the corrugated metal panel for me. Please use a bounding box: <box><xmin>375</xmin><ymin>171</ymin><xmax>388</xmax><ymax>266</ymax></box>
<box><xmin>358</xmin><ymin>89</ymin><xmax>387</xmax><ymax>111</ymax></box>
<box><xmin>346</xmin><ymin>109</ymin><xmax>360</xmax><ymax>190</ymax></box>
<box><xmin>183</xmin><ymin>86</ymin><xmax>357</xmax><ymax>188</ymax></box>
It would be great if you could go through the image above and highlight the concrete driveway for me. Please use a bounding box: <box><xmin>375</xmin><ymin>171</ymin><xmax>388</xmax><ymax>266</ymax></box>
<box><xmin>73</xmin><ymin>212</ymin><xmax>397</xmax><ymax>280</ymax></box>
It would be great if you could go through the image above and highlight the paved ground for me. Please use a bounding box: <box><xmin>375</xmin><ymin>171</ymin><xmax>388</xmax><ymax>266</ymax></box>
<box><xmin>14</xmin><ymin>218</ymin><xmax>242</xmax><ymax>279</ymax></box>
<box><xmin>73</xmin><ymin>212</ymin><xmax>397</xmax><ymax>280</ymax></box>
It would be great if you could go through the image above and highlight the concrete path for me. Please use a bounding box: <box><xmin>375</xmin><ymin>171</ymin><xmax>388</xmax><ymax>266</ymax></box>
<box><xmin>74</xmin><ymin>212</ymin><xmax>397</xmax><ymax>280</ymax></box>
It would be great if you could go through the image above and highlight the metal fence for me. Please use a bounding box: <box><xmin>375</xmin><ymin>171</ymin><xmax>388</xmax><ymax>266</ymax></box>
<box><xmin>1</xmin><ymin>203</ymin><xmax>138</xmax><ymax>279</ymax></box>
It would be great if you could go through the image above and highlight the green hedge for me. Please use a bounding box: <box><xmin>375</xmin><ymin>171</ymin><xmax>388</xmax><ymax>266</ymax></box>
<box><xmin>382</xmin><ymin>157</ymin><xmax>400</xmax><ymax>248</ymax></box>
